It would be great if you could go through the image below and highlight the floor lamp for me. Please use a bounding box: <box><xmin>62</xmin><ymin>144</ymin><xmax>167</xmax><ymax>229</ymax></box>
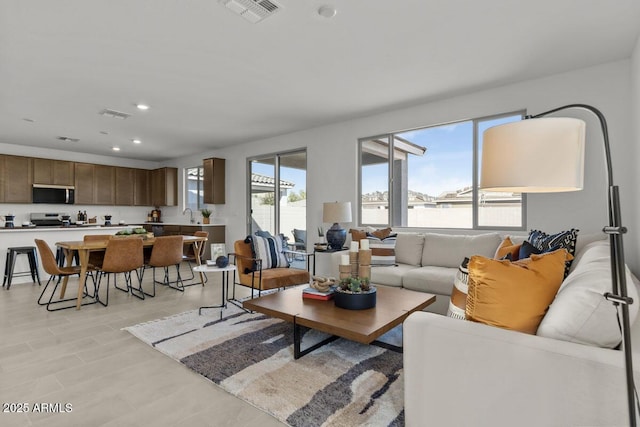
<box><xmin>480</xmin><ymin>104</ymin><xmax>635</xmax><ymax>426</ymax></box>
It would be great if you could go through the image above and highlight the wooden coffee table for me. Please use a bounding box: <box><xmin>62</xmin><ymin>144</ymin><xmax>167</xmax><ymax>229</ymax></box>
<box><xmin>243</xmin><ymin>286</ymin><xmax>436</xmax><ymax>359</ymax></box>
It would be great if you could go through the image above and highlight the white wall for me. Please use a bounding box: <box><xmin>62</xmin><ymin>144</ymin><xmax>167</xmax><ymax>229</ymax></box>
<box><xmin>632</xmin><ymin>35</ymin><xmax>640</xmax><ymax>276</ymax></box>
<box><xmin>170</xmin><ymin>59</ymin><xmax>639</xmax><ymax>273</ymax></box>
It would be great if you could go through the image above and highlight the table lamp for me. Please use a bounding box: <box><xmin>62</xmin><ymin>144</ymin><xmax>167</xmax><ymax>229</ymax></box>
<box><xmin>323</xmin><ymin>201</ymin><xmax>352</xmax><ymax>250</ymax></box>
<box><xmin>480</xmin><ymin>104</ymin><xmax>635</xmax><ymax>426</ymax></box>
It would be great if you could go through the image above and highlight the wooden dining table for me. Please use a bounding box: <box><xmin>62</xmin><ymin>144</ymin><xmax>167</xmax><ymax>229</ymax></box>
<box><xmin>55</xmin><ymin>235</ymin><xmax>208</xmax><ymax>310</ymax></box>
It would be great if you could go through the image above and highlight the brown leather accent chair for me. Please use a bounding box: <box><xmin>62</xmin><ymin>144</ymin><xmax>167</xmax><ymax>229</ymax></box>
<box><xmin>232</xmin><ymin>239</ymin><xmax>310</xmax><ymax>300</ymax></box>
<box><xmin>147</xmin><ymin>235</ymin><xmax>185</xmax><ymax>294</ymax></box>
<box><xmin>182</xmin><ymin>230</ymin><xmax>209</xmax><ymax>284</ymax></box>
<box><xmin>95</xmin><ymin>237</ymin><xmax>144</xmax><ymax>306</ymax></box>
<box><xmin>35</xmin><ymin>239</ymin><xmax>98</xmax><ymax>311</ymax></box>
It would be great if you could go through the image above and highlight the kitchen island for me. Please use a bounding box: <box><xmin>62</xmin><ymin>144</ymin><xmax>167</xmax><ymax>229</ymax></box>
<box><xmin>143</xmin><ymin>222</ymin><xmax>225</xmax><ymax>260</ymax></box>
<box><xmin>0</xmin><ymin>225</ymin><xmax>141</xmax><ymax>286</ymax></box>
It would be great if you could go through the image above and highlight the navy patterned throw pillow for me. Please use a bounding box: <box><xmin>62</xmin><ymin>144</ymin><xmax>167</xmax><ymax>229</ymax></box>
<box><xmin>250</xmin><ymin>234</ymin><xmax>289</xmax><ymax>270</ymax></box>
<box><xmin>527</xmin><ymin>228</ymin><xmax>579</xmax><ymax>277</ymax></box>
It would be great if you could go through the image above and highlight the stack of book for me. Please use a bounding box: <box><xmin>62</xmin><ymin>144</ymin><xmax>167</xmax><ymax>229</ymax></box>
<box><xmin>302</xmin><ymin>286</ymin><xmax>335</xmax><ymax>301</ymax></box>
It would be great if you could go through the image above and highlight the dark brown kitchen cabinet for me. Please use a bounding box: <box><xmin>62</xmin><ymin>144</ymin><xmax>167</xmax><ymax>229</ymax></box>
<box><xmin>74</xmin><ymin>163</ymin><xmax>95</xmax><ymax>204</ymax></box>
<box><xmin>115</xmin><ymin>167</ymin><xmax>135</xmax><ymax>206</ymax></box>
<box><xmin>33</xmin><ymin>159</ymin><xmax>74</xmax><ymax>186</ymax></box>
<box><xmin>203</xmin><ymin>157</ymin><xmax>225</xmax><ymax>204</ymax></box>
<box><xmin>0</xmin><ymin>155</ymin><xmax>32</xmax><ymax>203</ymax></box>
<box><xmin>134</xmin><ymin>168</ymin><xmax>150</xmax><ymax>206</ymax></box>
<box><xmin>151</xmin><ymin>167</ymin><xmax>177</xmax><ymax>206</ymax></box>
<box><xmin>94</xmin><ymin>165</ymin><xmax>115</xmax><ymax>205</ymax></box>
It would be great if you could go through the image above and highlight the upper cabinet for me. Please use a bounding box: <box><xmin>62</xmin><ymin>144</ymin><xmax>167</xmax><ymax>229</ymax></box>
<box><xmin>33</xmin><ymin>159</ymin><xmax>74</xmax><ymax>186</ymax></box>
<box><xmin>94</xmin><ymin>165</ymin><xmax>115</xmax><ymax>205</ymax></box>
<box><xmin>74</xmin><ymin>163</ymin><xmax>95</xmax><ymax>204</ymax></box>
<box><xmin>134</xmin><ymin>168</ymin><xmax>150</xmax><ymax>206</ymax></box>
<box><xmin>1</xmin><ymin>154</ymin><xmax>177</xmax><ymax>207</ymax></box>
<box><xmin>115</xmin><ymin>167</ymin><xmax>135</xmax><ymax>206</ymax></box>
<box><xmin>203</xmin><ymin>157</ymin><xmax>225</xmax><ymax>204</ymax></box>
<box><xmin>151</xmin><ymin>167</ymin><xmax>177</xmax><ymax>207</ymax></box>
<box><xmin>0</xmin><ymin>155</ymin><xmax>33</xmax><ymax>203</ymax></box>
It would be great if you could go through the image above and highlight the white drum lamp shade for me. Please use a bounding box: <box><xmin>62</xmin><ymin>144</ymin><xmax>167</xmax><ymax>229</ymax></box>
<box><xmin>480</xmin><ymin>118</ymin><xmax>586</xmax><ymax>193</ymax></box>
<box><xmin>323</xmin><ymin>202</ymin><xmax>352</xmax><ymax>250</ymax></box>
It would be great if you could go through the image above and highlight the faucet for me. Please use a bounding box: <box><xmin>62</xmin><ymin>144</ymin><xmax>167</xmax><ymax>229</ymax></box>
<box><xmin>183</xmin><ymin>208</ymin><xmax>195</xmax><ymax>224</ymax></box>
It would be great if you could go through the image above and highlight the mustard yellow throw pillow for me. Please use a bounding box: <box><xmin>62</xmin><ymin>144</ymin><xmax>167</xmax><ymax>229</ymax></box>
<box><xmin>466</xmin><ymin>249</ymin><xmax>571</xmax><ymax>334</ymax></box>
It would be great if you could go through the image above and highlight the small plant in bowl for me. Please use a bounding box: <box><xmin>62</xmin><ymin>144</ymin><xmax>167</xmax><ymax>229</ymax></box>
<box><xmin>338</xmin><ymin>276</ymin><xmax>372</xmax><ymax>294</ymax></box>
<box><xmin>335</xmin><ymin>277</ymin><xmax>376</xmax><ymax>310</ymax></box>
<box><xmin>201</xmin><ymin>208</ymin><xmax>212</xmax><ymax>224</ymax></box>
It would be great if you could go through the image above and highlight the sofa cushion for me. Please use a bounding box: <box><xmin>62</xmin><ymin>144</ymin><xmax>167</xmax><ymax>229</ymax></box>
<box><xmin>466</xmin><ymin>249</ymin><xmax>570</xmax><ymax>334</ymax></box>
<box><xmin>368</xmin><ymin>234</ymin><xmax>397</xmax><ymax>266</ymax></box>
<box><xmin>403</xmin><ymin>266</ymin><xmax>457</xmax><ymax>295</ymax></box>
<box><xmin>394</xmin><ymin>233</ymin><xmax>425</xmax><ymax>266</ymax></box>
<box><xmin>422</xmin><ymin>233</ymin><xmax>502</xmax><ymax>268</ymax></box>
<box><xmin>447</xmin><ymin>258</ymin><xmax>469</xmax><ymax>320</ymax></box>
<box><xmin>537</xmin><ymin>240</ymin><xmax>640</xmax><ymax>348</ymax></box>
<box><xmin>370</xmin><ymin>264</ymin><xmax>419</xmax><ymax>288</ymax></box>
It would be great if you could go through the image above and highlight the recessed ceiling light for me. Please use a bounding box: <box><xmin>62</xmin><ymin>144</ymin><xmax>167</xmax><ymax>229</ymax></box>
<box><xmin>136</xmin><ymin>104</ymin><xmax>150</xmax><ymax>111</ymax></box>
<box><xmin>112</xmin><ymin>146</ymin><xmax>121</xmax><ymax>152</ymax></box>
<box><xmin>317</xmin><ymin>5</ymin><xmax>337</xmax><ymax>18</ymax></box>
<box><xmin>132</xmin><ymin>139</ymin><xmax>142</xmax><ymax>144</ymax></box>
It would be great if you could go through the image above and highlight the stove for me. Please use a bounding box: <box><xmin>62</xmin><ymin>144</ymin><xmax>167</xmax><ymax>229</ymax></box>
<box><xmin>30</xmin><ymin>212</ymin><xmax>69</xmax><ymax>227</ymax></box>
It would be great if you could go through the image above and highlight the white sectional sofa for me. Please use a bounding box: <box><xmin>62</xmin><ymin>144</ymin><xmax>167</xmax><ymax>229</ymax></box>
<box><xmin>403</xmin><ymin>238</ymin><xmax>640</xmax><ymax>426</ymax></box>
<box><xmin>331</xmin><ymin>230</ymin><xmax>640</xmax><ymax>425</ymax></box>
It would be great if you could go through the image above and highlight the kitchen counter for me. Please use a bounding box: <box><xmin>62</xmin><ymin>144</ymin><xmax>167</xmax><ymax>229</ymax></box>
<box><xmin>144</xmin><ymin>222</ymin><xmax>225</xmax><ymax>226</ymax></box>
<box><xmin>0</xmin><ymin>225</ymin><xmax>143</xmax><ymax>233</ymax></box>
<box><xmin>0</xmin><ymin>225</ymin><xmax>142</xmax><ymax>285</ymax></box>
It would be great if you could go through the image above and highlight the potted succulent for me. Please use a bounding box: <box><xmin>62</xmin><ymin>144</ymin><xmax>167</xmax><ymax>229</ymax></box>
<box><xmin>334</xmin><ymin>276</ymin><xmax>377</xmax><ymax>310</ymax></box>
<box><xmin>200</xmin><ymin>208</ymin><xmax>212</xmax><ymax>224</ymax></box>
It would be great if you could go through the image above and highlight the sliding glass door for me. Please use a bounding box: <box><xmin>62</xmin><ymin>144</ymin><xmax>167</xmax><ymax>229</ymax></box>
<box><xmin>248</xmin><ymin>150</ymin><xmax>307</xmax><ymax>248</ymax></box>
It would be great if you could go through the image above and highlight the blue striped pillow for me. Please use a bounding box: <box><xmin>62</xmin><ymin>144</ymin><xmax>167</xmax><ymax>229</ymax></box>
<box><xmin>251</xmin><ymin>235</ymin><xmax>289</xmax><ymax>269</ymax></box>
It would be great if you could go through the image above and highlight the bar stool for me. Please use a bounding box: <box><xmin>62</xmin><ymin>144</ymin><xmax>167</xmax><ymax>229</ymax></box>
<box><xmin>2</xmin><ymin>246</ymin><xmax>42</xmax><ymax>290</ymax></box>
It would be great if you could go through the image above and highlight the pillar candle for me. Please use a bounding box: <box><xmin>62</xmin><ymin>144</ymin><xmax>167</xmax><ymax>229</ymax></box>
<box><xmin>350</xmin><ymin>241</ymin><xmax>359</xmax><ymax>252</ymax></box>
<box><xmin>360</xmin><ymin>239</ymin><xmax>369</xmax><ymax>250</ymax></box>
<box><xmin>341</xmin><ymin>254</ymin><xmax>349</xmax><ymax>265</ymax></box>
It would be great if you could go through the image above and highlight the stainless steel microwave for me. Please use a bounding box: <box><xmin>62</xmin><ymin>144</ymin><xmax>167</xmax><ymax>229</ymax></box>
<box><xmin>32</xmin><ymin>185</ymin><xmax>75</xmax><ymax>204</ymax></box>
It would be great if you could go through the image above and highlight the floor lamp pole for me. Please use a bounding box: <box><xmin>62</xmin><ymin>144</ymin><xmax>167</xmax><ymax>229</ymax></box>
<box><xmin>530</xmin><ymin>104</ymin><xmax>636</xmax><ymax>426</ymax></box>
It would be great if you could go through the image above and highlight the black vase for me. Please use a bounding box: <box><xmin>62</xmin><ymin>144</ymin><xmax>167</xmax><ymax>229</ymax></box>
<box><xmin>215</xmin><ymin>256</ymin><xmax>229</xmax><ymax>268</ymax></box>
<box><xmin>326</xmin><ymin>227</ymin><xmax>346</xmax><ymax>251</ymax></box>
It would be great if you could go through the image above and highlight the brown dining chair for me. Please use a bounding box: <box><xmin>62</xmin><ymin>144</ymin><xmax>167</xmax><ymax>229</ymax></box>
<box><xmin>182</xmin><ymin>231</ymin><xmax>208</xmax><ymax>284</ymax></box>
<box><xmin>95</xmin><ymin>237</ymin><xmax>145</xmax><ymax>306</ymax></box>
<box><xmin>146</xmin><ymin>235</ymin><xmax>185</xmax><ymax>294</ymax></box>
<box><xmin>34</xmin><ymin>239</ymin><xmax>98</xmax><ymax>311</ymax></box>
<box><xmin>83</xmin><ymin>234</ymin><xmax>113</xmax><ymax>270</ymax></box>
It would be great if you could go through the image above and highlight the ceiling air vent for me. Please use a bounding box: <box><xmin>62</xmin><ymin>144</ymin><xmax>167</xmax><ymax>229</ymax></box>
<box><xmin>219</xmin><ymin>0</ymin><xmax>281</xmax><ymax>23</ymax></box>
<box><xmin>99</xmin><ymin>108</ymin><xmax>131</xmax><ymax>120</ymax></box>
<box><xmin>57</xmin><ymin>136</ymin><xmax>80</xmax><ymax>143</ymax></box>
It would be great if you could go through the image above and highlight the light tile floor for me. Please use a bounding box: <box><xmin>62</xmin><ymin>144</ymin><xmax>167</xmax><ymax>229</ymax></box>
<box><xmin>0</xmin><ymin>265</ymin><xmax>285</xmax><ymax>427</ymax></box>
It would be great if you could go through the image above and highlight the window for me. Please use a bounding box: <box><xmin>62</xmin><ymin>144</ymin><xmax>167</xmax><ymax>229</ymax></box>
<box><xmin>359</xmin><ymin>112</ymin><xmax>524</xmax><ymax>229</ymax></box>
<box><xmin>184</xmin><ymin>166</ymin><xmax>204</xmax><ymax>211</ymax></box>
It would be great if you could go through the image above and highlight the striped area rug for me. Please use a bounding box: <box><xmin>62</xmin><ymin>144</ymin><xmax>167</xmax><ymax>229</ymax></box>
<box><xmin>123</xmin><ymin>306</ymin><xmax>404</xmax><ymax>427</ymax></box>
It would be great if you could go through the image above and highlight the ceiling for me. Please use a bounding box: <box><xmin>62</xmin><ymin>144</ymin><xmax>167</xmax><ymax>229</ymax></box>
<box><xmin>1</xmin><ymin>1</ymin><xmax>639</xmax><ymax>162</ymax></box>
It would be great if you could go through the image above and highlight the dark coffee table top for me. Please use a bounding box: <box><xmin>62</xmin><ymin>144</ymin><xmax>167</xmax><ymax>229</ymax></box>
<box><xmin>243</xmin><ymin>286</ymin><xmax>436</xmax><ymax>344</ymax></box>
